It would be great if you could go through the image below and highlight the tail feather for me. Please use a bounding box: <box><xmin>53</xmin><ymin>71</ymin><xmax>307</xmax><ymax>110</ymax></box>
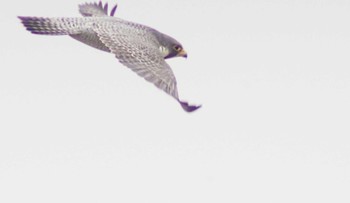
<box><xmin>18</xmin><ymin>16</ymin><xmax>84</xmax><ymax>35</ymax></box>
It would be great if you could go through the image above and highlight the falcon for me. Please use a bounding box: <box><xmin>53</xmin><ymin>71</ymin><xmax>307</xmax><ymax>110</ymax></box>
<box><xmin>18</xmin><ymin>1</ymin><xmax>201</xmax><ymax>112</ymax></box>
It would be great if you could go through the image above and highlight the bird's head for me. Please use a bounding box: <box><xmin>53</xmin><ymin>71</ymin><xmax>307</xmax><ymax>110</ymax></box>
<box><xmin>158</xmin><ymin>34</ymin><xmax>188</xmax><ymax>59</ymax></box>
<box><xmin>167</xmin><ymin>44</ymin><xmax>187</xmax><ymax>59</ymax></box>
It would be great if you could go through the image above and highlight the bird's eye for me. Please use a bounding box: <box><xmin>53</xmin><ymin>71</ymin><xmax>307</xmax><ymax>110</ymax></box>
<box><xmin>173</xmin><ymin>45</ymin><xmax>182</xmax><ymax>51</ymax></box>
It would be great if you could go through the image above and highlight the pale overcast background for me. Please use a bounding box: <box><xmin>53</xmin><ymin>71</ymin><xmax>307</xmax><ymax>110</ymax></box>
<box><xmin>1</xmin><ymin>0</ymin><xmax>350</xmax><ymax>202</ymax></box>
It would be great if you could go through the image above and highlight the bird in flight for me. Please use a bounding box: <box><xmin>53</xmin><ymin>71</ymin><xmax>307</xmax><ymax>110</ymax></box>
<box><xmin>19</xmin><ymin>1</ymin><xmax>201</xmax><ymax>112</ymax></box>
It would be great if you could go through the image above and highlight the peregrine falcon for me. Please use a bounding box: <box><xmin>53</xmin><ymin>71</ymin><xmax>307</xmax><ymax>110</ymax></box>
<box><xmin>18</xmin><ymin>1</ymin><xmax>201</xmax><ymax>112</ymax></box>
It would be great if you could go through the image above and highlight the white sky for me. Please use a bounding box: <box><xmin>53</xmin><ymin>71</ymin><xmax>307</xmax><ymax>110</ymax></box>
<box><xmin>1</xmin><ymin>0</ymin><xmax>350</xmax><ymax>202</ymax></box>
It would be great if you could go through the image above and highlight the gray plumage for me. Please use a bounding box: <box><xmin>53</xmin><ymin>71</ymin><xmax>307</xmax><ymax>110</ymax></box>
<box><xmin>18</xmin><ymin>1</ymin><xmax>201</xmax><ymax>112</ymax></box>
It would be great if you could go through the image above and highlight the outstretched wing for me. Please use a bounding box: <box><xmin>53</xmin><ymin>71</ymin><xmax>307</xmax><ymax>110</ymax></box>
<box><xmin>92</xmin><ymin>21</ymin><xmax>200</xmax><ymax>112</ymax></box>
<box><xmin>79</xmin><ymin>1</ymin><xmax>117</xmax><ymax>17</ymax></box>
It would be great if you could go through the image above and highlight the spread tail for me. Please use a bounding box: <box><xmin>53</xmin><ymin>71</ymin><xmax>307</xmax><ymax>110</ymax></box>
<box><xmin>18</xmin><ymin>16</ymin><xmax>84</xmax><ymax>35</ymax></box>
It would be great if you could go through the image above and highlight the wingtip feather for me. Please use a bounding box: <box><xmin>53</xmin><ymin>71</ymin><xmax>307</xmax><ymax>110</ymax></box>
<box><xmin>110</xmin><ymin>3</ymin><xmax>118</xmax><ymax>16</ymax></box>
<box><xmin>179</xmin><ymin>101</ymin><xmax>202</xmax><ymax>113</ymax></box>
<box><xmin>103</xmin><ymin>2</ymin><xmax>108</xmax><ymax>14</ymax></box>
<box><xmin>79</xmin><ymin>1</ymin><xmax>117</xmax><ymax>17</ymax></box>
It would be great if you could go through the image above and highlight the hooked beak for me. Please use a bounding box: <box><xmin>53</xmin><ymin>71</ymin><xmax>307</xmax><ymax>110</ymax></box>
<box><xmin>177</xmin><ymin>49</ymin><xmax>188</xmax><ymax>58</ymax></box>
